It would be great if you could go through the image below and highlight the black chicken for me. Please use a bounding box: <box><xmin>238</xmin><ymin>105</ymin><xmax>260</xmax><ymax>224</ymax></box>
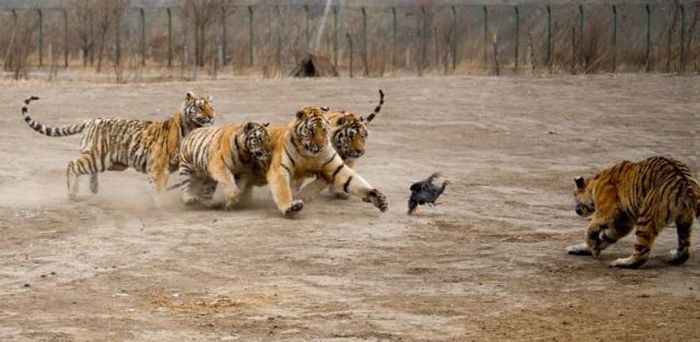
<box><xmin>407</xmin><ymin>173</ymin><xmax>450</xmax><ymax>215</ymax></box>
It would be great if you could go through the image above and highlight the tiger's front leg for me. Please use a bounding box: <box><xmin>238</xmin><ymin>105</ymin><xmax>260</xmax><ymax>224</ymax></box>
<box><xmin>267</xmin><ymin>166</ymin><xmax>304</xmax><ymax>216</ymax></box>
<box><xmin>322</xmin><ymin>158</ymin><xmax>388</xmax><ymax>212</ymax></box>
<box><xmin>568</xmin><ymin>218</ymin><xmax>634</xmax><ymax>256</ymax></box>
<box><xmin>209</xmin><ymin>166</ymin><xmax>242</xmax><ymax>210</ymax></box>
<box><xmin>297</xmin><ymin>177</ymin><xmax>330</xmax><ymax>202</ymax></box>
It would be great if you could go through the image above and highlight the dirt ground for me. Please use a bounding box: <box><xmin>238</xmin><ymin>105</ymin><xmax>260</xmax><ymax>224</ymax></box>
<box><xmin>0</xmin><ymin>75</ymin><xmax>698</xmax><ymax>341</ymax></box>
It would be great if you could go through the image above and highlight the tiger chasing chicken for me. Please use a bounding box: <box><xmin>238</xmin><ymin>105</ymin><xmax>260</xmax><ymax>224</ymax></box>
<box><xmin>407</xmin><ymin>173</ymin><xmax>450</xmax><ymax>215</ymax></box>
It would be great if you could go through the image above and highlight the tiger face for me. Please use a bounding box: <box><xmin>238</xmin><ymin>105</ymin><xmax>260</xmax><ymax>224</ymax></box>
<box><xmin>331</xmin><ymin>112</ymin><xmax>368</xmax><ymax>160</ymax></box>
<box><xmin>573</xmin><ymin>176</ymin><xmax>596</xmax><ymax>217</ymax></box>
<box><xmin>183</xmin><ymin>91</ymin><xmax>215</xmax><ymax>127</ymax></box>
<box><xmin>244</xmin><ymin>121</ymin><xmax>272</xmax><ymax>161</ymax></box>
<box><xmin>294</xmin><ymin>106</ymin><xmax>329</xmax><ymax>155</ymax></box>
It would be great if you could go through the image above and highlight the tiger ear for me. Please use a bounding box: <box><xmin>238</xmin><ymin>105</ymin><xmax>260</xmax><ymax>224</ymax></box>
<box><xmin>263</xmin><ymin>122</ymin><xmax>270</xmax><ymax>127</ymax></box>
<box><xmin>244</xmin><ymin>122</ymin><xmax>255</xmax><ymax>132</ymax></box>
<box><xmin>185</xmin><ymin>91</ymin><xmax>196</xmax><ymax>102</ymax></box>
<box><xmin>321</xmin><ymin>106</ymin><xmax>330</xmax><ymax>112</ymax></box>
<box><xmin>574</xmin><ymin>176</ymin><xmax>585</xmax><ymax>189</ymax></box>
<box><xmin>337</xmin><ymin>117</ymin><xmax>345</xmax><ymax>125</ymax></box>
<box><xmin>296</xmin><ymin>109</ymin><xmax>306</xmax><ymax>119</ymax></box>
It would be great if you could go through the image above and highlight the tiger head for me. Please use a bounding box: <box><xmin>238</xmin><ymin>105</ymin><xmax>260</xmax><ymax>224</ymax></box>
<box><xmin>244</xmin><ymin>121</ymin><xmax>272</xmax><ymax>162</ymax></box>
<box><xmin>573</xmin><ymin>176</ymin><xmax>596</xmax><ymax>217</ymax></box>
<box><xmin>294</xmin><ymin>106</ymin><xmax>330</xmax><ymax>155</ymax></box>
<box><xmin>330</xmin><ymin>112</ymin><xmax>369</xmax><ymax>160</ymax></box>
<box><xmin>182</xmin><ymin>91</ymin><xmax>215</xmax><ymax>127</ymax></box>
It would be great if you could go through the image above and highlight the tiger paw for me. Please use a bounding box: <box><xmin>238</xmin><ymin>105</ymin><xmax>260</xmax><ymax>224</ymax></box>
<box><xmin>330</xmin><ymin>191</ymin><xmax>350</xmax><ymax>200</ymax></box>
<box><xmin>565</xmin><ymin>243</ymin><xmax>592</xmax><ymax>256</ymax></box>
<box><xmin>223</xmin><ymin>195</ymin><xmax>241</xmax><ymax>210</ymax></box>
<box><xmin>284</xmin><ymin>200</ymin><xmax>304</xmax><ymax>217</ymax></box>
<box><xmin>182</xmin><ymin>193</ymin><xmax>198</xmax><ymax>205</ymax></box>
<box><xmin>668</xmin><ymin>249</ymin><xmax>690</xmax><ymax>265</ymax></box>
<box><xmin>609</xmin><ymin>256</ymin><xmax>648</xmax><ymax>269</ymax></box>
<box><xmin>363</xmin><ymin>189</ymin><xmax>388</xmax><ymax>212</ymax></box>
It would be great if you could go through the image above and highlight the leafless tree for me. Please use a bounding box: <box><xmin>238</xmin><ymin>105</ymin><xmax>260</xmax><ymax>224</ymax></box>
<box><xmin>72</xmin><ymin>0</ymin><xmax>96</xmax><ymax>67</ymax></box>
<box><xmin>184</xmin><ymin>0</ymin><xmax>221</xmax><ymax>67</ymax></box>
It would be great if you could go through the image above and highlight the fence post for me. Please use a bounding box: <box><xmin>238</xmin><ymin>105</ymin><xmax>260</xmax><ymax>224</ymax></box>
<box><xmin>571</xmin><ymin>26</ymin><xmax>576</xmax><ymax>73</ymax></box>
<box><xmin>167</xmin><ymin>8</ymin><xmax>172</xmax><ymax>68</ymax></box>
<box><xmin>37</xmin><ymin>9</ymin><xmax>43</xmax><ymax>67</ymax></box>
<box><xmin>362</xmin><ymin>7</ymin><xmax>368</xmax><ymax>76</ymax></box>
<box><xmin>140</xmin><ymin>8</ymin><xmax>146</xmax><ymax>67</ymax></box>
<box><xmin>680</xmin><ymin>4</ymin><xmax>686</xmax><ymax>72</ymax></box>
<box><xmin>347</xmin><ymin>33</ymin><xmax>353</xmax><ymax>78</ymax></box>
<box><xmin>333</xmin><ymin>6</ymin><xmax>338</xmax><ymax>67</ymax></box>
<box><xmin>115</xmin><ymin>9</ymin><xmax>121</xmax><ymax>68</ymax></box>
<box><xmin>420</xmin><ymin>6</ymin><xmax>427</xmax><ymax>75</ymax></box>
<box><xmin>276</xmin><ymin>5</ymin><xmax>282</xmax><ymax>71</ymax></box>
<box><xmin>493</xmin><ymin>34</ymin><xmax>500</xmax><ymax>76</ymax></box>
<box><xmin>451</xmin><ymin>6</ymin><xmax>457</xmax><ymax>71</ymax></box>
<box><xmin>304</xmin><ymin>4</ymin><xmax>310</xmax><ymax>51</ymax></box>
<box><xmin>249</xmin><ymin>6</ymin><xmax>254</xmax><ymax>66</ymax></box>
<box><xmin>546</xmin><ymin>5</ymin><xmax>552</xmax><ymax>72</ymax></box>
<box><xmin>4</xmin><ymin>9</ymin><xmax>17</xmax><ymax>70</ymax></box>
<box><xmin>483</xmin><ymin>6</ymin><xmax>488</xmax><ymax>64</ymax></box>
<box><xmin>222</xmin><ymin>6</ymin><xmax>228</xmax><ymax>66</ymax></box>
<box><xmin>666</xmin><ymin>2</ymin><xmax>680</xmax><ymax>72</ymax></box>
<box><xmin>514</xmin><ymin>5</ymin><xmax>519</xmax><ymax>71</ymax></box>
<box><xmin>645</xmin><ymin>4</ymin><xmax>651</xmax><ymax>71</ymax></box>
<box><xmin>579</xmin><ymin>5</ymin><xmax>584</xmax><ymax>69</ymax></box>
<box><xmin>64</xmin><ymin>8</ymin><xmax>69</xmax><ymax>67</ymax></box>
<box><xmin>611</xmin><ymin>5</ymin><xmax>617</xmax><ymax>72</ymax></box>
<box><xmin>392</xmin><ymin>7</ymin><xmax>398</xmax><ymax>67</ymax></box>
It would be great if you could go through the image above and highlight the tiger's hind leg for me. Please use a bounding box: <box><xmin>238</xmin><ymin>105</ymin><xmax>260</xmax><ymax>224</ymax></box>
<box><xmin>610</xmin><ymin>220</ymin><xmax>659</xmax><ymax>269</ymax></box>
<box><xmin>669</xmin><ymin>213</ymin><xmax>694</xmax><ymax>265</ymax></box>
<box><xmin>89</xmin><ymin>174</ymin><xmax>99</xmax><ymax>194</ymax></box>
<box><xmin>197</xmin><ymin>179</ymin><xmax>219</xmax><ymax>208</ymax></box>
<box><xmin>66</xmin><ymin>152</ymin><xmax>100</xmax><ymax>200</ymax></box>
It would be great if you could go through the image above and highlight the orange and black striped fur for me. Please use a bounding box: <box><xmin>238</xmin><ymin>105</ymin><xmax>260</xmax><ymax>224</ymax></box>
<box><xmin>266</xmin><ymin>106</ymin><xmax>388</xmax><ymax>216</ymax></box>
<box><xmin>20</xmin><ymin>92</ymin><xmax>215</xmax><ymax>204</ymax></box>
<box><xmin>297</xmin><ymin>89</ymin><xmax>384</xmax><ymax>201</ymax></box>
<box><xmin>177</xmin><ymin>122</ymin><xmax>272</xmax><ymax>209</ymax></box>
<box><xmin>567</xmin><ymin>156</ymin><xmax>700</xmax><ymax>268</ymax></box>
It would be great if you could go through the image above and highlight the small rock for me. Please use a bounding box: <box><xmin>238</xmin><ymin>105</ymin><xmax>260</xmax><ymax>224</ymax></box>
<box><xmin>40</xmin><ymin>274</ymin><xmax>47</xmax><ymax>278</ymax></box>
<box><xmin>50</xmin><ymin>271</ymin><xmax>56</xmax><ymax>275</ymax></box>
<box><xmin>23</xmin><ymin>283</ymin><xmax>30</xmax><ymax>288</ymax></box>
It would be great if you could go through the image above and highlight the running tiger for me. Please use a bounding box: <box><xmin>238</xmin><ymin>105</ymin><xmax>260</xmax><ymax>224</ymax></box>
<box><xmin>266</xmin><ymin>106</ymin><xmax>388</xmax><ymax>216</ymax></box>
<box><xmin>297</xmin><ymin>89</ymin><xmax>384</xmax><ymax>200</ymax></box>
<box><xmin>567</xmin><ymin>156</ymin><xmax>700</xmax><ymax>268</ymax></box>
<box><xmin>20</xmin><ymin>92</ymin><xmax>215</xmax><ymax>203</ymax></box>
<box><xmin>177</xmin><ymin>122</ymin><xmax>272</xmax><ymax>209</ymax></box>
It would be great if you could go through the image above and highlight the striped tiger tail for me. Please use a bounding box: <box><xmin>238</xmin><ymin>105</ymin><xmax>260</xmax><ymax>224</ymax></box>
<box><xmin>21</xmin><ymin>96</ymin><xmax>87</xmax><ymax>137</ymax></box>
<box><xmin>365</xmin><ymin>89</ymin><xmax>384</xmax><ymax>123</ymax></box>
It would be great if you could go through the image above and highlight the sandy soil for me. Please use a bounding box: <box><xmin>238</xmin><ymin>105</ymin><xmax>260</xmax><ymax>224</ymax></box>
<box><xmin>0</xmin><ymin>75</ymin><xmax>698</xmax><ymax>341</ymax></box>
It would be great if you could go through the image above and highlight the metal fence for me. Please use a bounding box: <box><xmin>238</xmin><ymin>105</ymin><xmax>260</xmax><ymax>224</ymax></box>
<box><xmin>0</xmin><ymin>1</ymin><xmax>698</xmax><ymax>81</ymax></box>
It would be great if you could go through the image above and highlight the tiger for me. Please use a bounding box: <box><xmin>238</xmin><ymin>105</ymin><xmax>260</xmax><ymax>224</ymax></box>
<box><xmin>20</xmin><ymin>92</ymin><xmax>215</xmax><ymax>204</ymax></box>
<box><xmin>296</xmin><ymin>89</ymin><xmax>384</xmax><ymax>201</ymax></box>
<box><xmin>567</xmin><ymin>156</ymin><xmax>700</xmax><ymax>268</ymax></box>
<box><xmin>265</xmin><ymin>105</ymin><xmax>389</xmax><ymax>216</ymax></box>
<box><xmin>176</xmin><ymin>122</ymin><xmax>272</xmax><ymax>209</ymax></box>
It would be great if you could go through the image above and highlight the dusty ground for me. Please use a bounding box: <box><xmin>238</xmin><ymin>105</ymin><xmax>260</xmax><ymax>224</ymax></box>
<box><xmin>0</xmin><ymin>75</ymin><xmax>698</xmax><ymax>341</ymax></box>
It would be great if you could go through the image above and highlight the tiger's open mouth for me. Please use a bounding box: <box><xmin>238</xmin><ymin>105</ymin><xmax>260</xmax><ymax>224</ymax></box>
<box><xmin>346</xmin><ymin>150</ymin><xmax>364</xmax><ymax>159</ymax></box>
<box><xmin>195</xmin><ymin>116</ymin><xmax>214</xmax><ymax>126</ymax></box>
